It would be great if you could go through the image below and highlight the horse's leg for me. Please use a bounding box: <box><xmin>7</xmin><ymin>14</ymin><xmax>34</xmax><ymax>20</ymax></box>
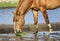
<box><xmin>40</xmin><ymin>6</ymin><xmax>53</xmax><ymax>33</ymax></box>
<box><xmin>32</xmin><ymin>9</ymin><xmax>38</xmax><ymax>34</ymax></box>
<box><xmin>16</xmin><ymin>0</ymin><xmax>33</xmax><ymax>32</ymax></box>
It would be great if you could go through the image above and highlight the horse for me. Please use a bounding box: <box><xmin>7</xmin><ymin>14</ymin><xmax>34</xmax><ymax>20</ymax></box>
<box><xmin>13</xmin><ymin>0</ymin><xmax>60</xmax><ymax>34</ymax></box>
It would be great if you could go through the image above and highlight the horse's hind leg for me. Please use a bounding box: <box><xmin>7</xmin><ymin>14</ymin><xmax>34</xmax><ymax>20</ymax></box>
<box><xmin>40</xmin><ymin>6</ymin><xmax>53</xmax><ymax>33</ymax></box>
<box><xmin>32</xmin><ymin>9</ymin><xmax>38</xmax><ymax>34</ymax></box>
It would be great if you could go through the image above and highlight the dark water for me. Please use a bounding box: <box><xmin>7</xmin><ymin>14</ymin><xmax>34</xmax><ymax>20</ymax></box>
<box><xmin>0</xmin><ymin>32</ymin><xmax>60</xmax><ymax>41</ymax></box>
<box><xmin>0</xmin><ymin>8</ymin><xmax>60</xmax><ymax>24</ymax></box>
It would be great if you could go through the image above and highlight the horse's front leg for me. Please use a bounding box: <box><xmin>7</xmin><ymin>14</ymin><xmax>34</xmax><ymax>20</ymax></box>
<box><xmin>32</xmin><ymin>9</ymin><xmax>38</xmax><ymax>34</ymax></box>
<box><xmin>40</xmin><ymin>6</ymin><xmax>53</xmax><ymax>33</ymax></box>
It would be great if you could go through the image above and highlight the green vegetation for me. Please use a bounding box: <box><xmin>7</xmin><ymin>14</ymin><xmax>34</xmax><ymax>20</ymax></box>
<box><xmin>0</xmin><ymin>2</ymin><xmax>18</xmax><ymax>8</ymax></box>
<box><xmin>15</xmin><ymin>32</ymin><xmax>27</xmax><ymax>36</ymax></box>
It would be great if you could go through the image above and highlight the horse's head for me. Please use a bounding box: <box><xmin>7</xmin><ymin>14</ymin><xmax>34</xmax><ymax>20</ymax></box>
<box><xmin>13</xmin><ymin>11</ymin><xmax>21</xmax><ymax>33</ymax></box>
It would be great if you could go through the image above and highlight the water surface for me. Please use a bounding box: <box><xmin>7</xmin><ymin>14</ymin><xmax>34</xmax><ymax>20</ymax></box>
<box><xmin>0</xmin><ymin>8</ymin><xmax>60</xmax><ymax>24</ymax></box>
<box><xmin>0</xmin><ymin>32</ymin><xmax>60</xmax><ymax>41</ymax></box>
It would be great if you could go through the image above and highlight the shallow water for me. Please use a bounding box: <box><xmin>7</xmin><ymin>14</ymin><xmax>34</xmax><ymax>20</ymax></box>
<box><xmin>0</xmin><ymin>8</ymin><xmax>60</xmax><ymax>41</ymax></box>
<box><xmin>0</xmin><ymin>32</ymin><xmax>60</xmax><ymax>41</ymax></box>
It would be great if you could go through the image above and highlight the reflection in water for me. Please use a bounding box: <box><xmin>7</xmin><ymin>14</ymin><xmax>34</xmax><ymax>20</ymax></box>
<box><xmin>34</xmin><ymin>34</ymin><xmax>38</xmax><ymax>41</ymax></box>
<box><xmin>0</xmin><ymin>32</ymin><xmax>60</xmax><ymax>41</ymax></box>
<box><xmin>15</xmin><ymin>37</ymin><xmax>24</xmax><ymax>41</ymax></box>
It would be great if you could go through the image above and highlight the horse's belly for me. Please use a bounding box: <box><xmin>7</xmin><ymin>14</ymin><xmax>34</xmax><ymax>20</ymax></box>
<box><xmin>46</xmin><ymin>4</ymin><xmax>59</xmax><ymax>9</ymax></box>
<box><xmin>46</xmin><ymin>0</ymin><xmax>60</xmax><ymax>9</ymax></box>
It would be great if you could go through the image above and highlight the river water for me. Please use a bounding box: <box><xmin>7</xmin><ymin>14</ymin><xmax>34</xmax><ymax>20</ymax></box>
<box><xmin>0</xmin><ymin>8</ymin><xmax>60</xmax><ymax>24</ymax></box>
<box><xmin>0</xmin><ymin>32</ymin><xmax>60</xmax><ymax>41</ymax></box>
<box><xmin>0</xmin><ymin>8</ymin><xmax>60</xmax><ymax>41</ymax></box>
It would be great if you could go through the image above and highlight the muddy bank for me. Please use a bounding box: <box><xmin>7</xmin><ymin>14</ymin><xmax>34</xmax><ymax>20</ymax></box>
<box><xmin>0</xmin><ymin>23</ymin><xmax>60</xmax><ymax>33</ymax></box>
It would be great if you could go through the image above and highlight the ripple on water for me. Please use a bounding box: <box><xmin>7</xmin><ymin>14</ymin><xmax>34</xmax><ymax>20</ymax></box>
<box><xmin>0</xmin><ymin>31</ymin><xmax>60</xmax><ymax>41</ymax></box>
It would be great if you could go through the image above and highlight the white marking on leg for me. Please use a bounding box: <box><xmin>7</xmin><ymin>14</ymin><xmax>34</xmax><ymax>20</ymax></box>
<box><xmin>48</xmin><ymin>24</ymin><xmax>51</xmax><ymax>28</ymax></box>
<box><xmin>48</xmin><ymin>24</ymin><xmax>53</xmax><ymax>33</ymax></box>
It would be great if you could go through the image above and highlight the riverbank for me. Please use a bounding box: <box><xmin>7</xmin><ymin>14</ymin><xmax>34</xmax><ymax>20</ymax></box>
<box><xmin>0</xmin><ymin>2</ymin><xmax>18</xmax><ymax>8</ymax></box>
<box><xmin>0</xmin><ymin>23</ymin><xmax>60</xmax><ymax>33</ymax></box>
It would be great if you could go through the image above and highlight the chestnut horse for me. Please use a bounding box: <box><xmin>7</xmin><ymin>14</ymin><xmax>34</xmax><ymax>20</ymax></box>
<box><xmin>13</xmin><ymin>0</ymin><xmax>60</xmax><ymax>34</ymax></box>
